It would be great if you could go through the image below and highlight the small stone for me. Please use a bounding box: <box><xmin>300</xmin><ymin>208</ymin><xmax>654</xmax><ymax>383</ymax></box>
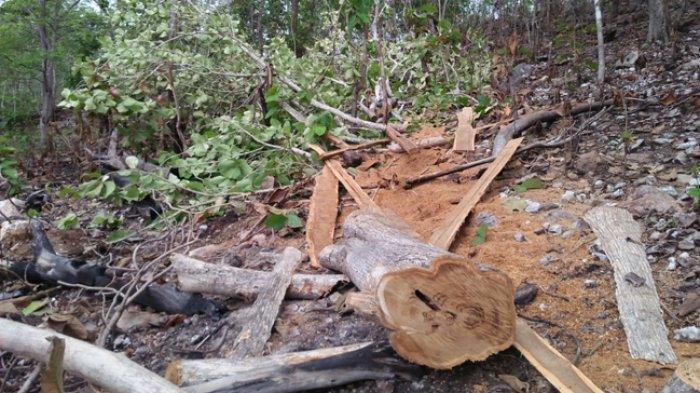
<box><xmin>552</xmin><ymin>180</ymin><xmax>564</xmax><ymax>188</ymax></box>
<box><xmin>629</xmin><ymin>138</ymin><xmax>644</xmax><ymax>152</ymax></box>
<box><xmin>675</xmin><ymin>137</ymin><xmax>698</xmax><ymax>150</ymax></box>
<box><xmin>677</xmin><ymin>212</ymin><xmax>697</xmax><ymax>228</ymax></box>
<box><xmin>589</xmin><ymin>243</ymin><xmax>608</xmax><ymax>261</ymax></box>
<box><xmin>534</xmin><ymin>227</ymin><xmax>546</xmax><ymax>235</ymax></box>
<box><xmin>514</xmin><ymin>283</ymin><xmax>538</xmax><ymax>306</ymax></box>
<box><xmin>673</xmin><ymin>152</ymin><xmax>688</xmax><ymax>164</ymax></box>
<box><xmin>678</xmin><ymin>236</ymin><xmax>695</xmax><ymax>251</ymax></box>
<box><xmin>594</xmin><ymin>179</ymin><xmax>604</xmax><ymax>189</ymax></box>
<box><xmin>539</xmin><ymin>254</ymin><xmax>559</xmax><ymax>266</ymax></box>
<box><xmin>561</xmin><ymin>190</ymin><xmax>575</xmax><ymax>203</ymax></box>
<box><xmin>676</xmin><ymin>174</ymin><xmax>695</xmax><ymax>184</ymax></box>
<box><xmin>673</xmin><ymin>326</ymin><xmax>700</xmax><ymax>343</ymax></box>
<box><xmin>650</xmin><ymin>231</ymin><xmax>662</xmax><ymax>241</ymax></box>
<box><xmin>476</xmin><ymin>212</ymin><xmax>498</xmax><ymax>227</ymax></box>
<box><xmin>660</xmin><ymin>186</ymin><xmax>678</xmax><ymax>197</ymax></box>
<box><xmin>562</xmin><ymin>230</ymin><xmax>575</xmax><ymax>239</ymax></box>
<box><xmin>0</xmin><ymin>199</ymin><xmax>23</xmax><ymax>220</ymax></box>
<box><xmin>548</xmin><ymin>224</ymin><xmax>563</xmax><ymax>235</ymax></box>
<box><xmin>677</xmin><ymin>252</ymin><xmax>691</xmax><ymax>267</ymax></box>
<box><xmin>566</xmin><ymin>172</ymin><xmax>579</xmax><ymax>180</ymax></box>
<box><xmin>624</xmin><ymin>272</ymin><xmax>646</xmax><ymax>287</ymax></box>
<box><xmin>655</xmin><ymin>218</ymin><xmax>668</xmax><ymax>231</ymax></box>
<box><xmin>667</xmin><ymin>257</ymin><xmax>678</xmax><ymax>271</ymax></box>
<box><xmin>612</xmin><ymin>189</ymin><xmax>625</xmax><ymax>199</ymax></box>
<box><xmin>584</xmin><ymin>279</ymin><xmax>597</xmax><ymax>288</ymax></box>
<box><xmin>525</xmin><ymin>200</ymin><xmax>541</xmax><ymax>214</ymax></box>
<box><xmin>341</xmin><ymin>151</ymin><xmax>363</xmax><ymax>167</ymax></box>
<box><xmin>514</xmin><ymin>232</ymin><xmax>526</xmax><ymax>242</ymax></box>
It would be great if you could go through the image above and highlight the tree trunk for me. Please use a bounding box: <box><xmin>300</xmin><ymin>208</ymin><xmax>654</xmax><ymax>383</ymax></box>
<box><xmin>37</xmin><ymin>0</ymin><xmax>55</xmax><ymax>152</ymax></box>
<box><xmin>647</xmin><ymin>0</ymin><xmax>670</xmax><ymax>42</ymax></box>
<box><xmin>319</xmin><ymin>209</ymin><xmax>516</xmax><ymax>369</ymax></box>
<box><xmin>290</xmin><ymin>0</ymin><xmax>301</xmax><ymax>57</ymax></box>
<box><xmin>593</xmin><ymin>0</ymin><xmax>605</xmax><ymax>84</ymax></box>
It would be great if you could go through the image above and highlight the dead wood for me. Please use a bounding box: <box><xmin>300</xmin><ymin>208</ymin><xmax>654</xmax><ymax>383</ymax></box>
<box><xmin>320</xmin><ymin>139</ymin><xmax>390</xmax><ymax>160</ymax></box>
<box><xmin>385</xmin><ymin>125</ymin><xmax>417</xmax><ymax>153</ymax></box>
<box><xmin>452</xmin><ymin>107</ymin><xmax>477</xmax><ymax>152</ymax></box>
<box><xmin>429</xmin><ymin>138</ymin><xmax>522</xmax><ymax>250</ymax></box>
<box><xmin>319</xmin><ymin>209</ymin><xmax>516</xmax><ymax>369</ymax></box>
<box><xmin>306</xmin><ymin>166</ymin><xmax>339</xmax><ymax>268</ymax></box>
<box><xmin>5</xmin><ymin>220</ymin><xmax>217</xmax><ymax>315</ymax></box>
<box><xmin>0</xmin><ymin>318</ymin><xmax>181</xmax><ymax>393</ymax></box>
<box><xmin>226</xmin><ymin>247</ymin><xmax>302</xmax><ymax>359</ymax></box>
<box><xmin>166</xmin><ymin>341</ymin><xmax>420</xmax><ymax>393</ymax></box>
<box><xmin>492</xmin><ymin>100</ymin><xmax>614</xmax><ymax>155</ymax></box>
<box><xmin>171</xmin><ymin>253</ymin><xmax>347</xmax><ymax>300</ymax></box>
<box><xmin>661</xmin><ymin>359</ymin><xmax>700</xmax><ymax>393</ymax></box>
<box><xmin>584</xmin><ymin>206</ymin><xmax>677</xmax><ymax>364</ymax></box>
<box><xmin>388</xmin><ymin>135</ymin><xmax>451</xmax><ymax>152</ymax></box>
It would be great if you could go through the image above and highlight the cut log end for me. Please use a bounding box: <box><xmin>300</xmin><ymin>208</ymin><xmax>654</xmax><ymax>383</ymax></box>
<box><xmin>376</xmin><ymin>256</ymin><xmax>516</xmax><ymax>369</ymax></box>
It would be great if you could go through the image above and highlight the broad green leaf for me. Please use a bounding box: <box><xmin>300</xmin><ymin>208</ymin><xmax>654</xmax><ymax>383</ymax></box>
<box><xmin>264</xmin><ymin>213</ymin><xmax>287</xmax><ymax>230</ymax></box>
<box><xmin>56</xmin><ymin>213</ymin><xmax>78</xmax><ymax>230</ymax></box>
<box><xmin>22</xmin><ymin>299</ymin><xmax>48</xmax><ymax>316</ymax></box>
<box><xmin>513</xmin><ymin>178</ymin><xmax>546</xmax><ymax>193</ymax></box>
<box><xmin>106</xmin><ymin>229</ymin><xmax>133</xmax><ymax>243</ymax></box>
<box><xmin>470</xmin><ymin>224</ymin><xmax>488</xmax><ymax>246</ymax></box>
<box><xmin>285</xmin><ymin>213</ymin><xmax>303</xmax><ymax>229</ymax></box>
<box><xmin>125</xmin><ymin>156</ymin><xmax>139</xmax><ymax>169</ymax></box>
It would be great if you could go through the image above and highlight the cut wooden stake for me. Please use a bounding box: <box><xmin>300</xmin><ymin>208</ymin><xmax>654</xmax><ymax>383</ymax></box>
<box><xmin>584</xmin><ymin>206</ymin><xmax>677</xmax><ymax>364</ymax></box>
<box><xmin>171</xmin><ymin>253</ymin><xmax>347</xmax><ymax>300</ymax></box>
<box><xmin>320</xmin><ymin>210</ymin><xmax>515</xmax><ymax>369</ymax></box>
<box><xmin>429</xmin><ymin>138</ymin><xmax>523</xmax><ymax>250</ymax></box>
<box><xmin>226</xmin><ymin>247</ymin><xmax>302</xmax><ymax>359</ymax></box>
<box><xmin>514</xmin><ymin>319</ymin><xmax>603</xmax><ymax>393</ymax></box>
<box><xmin>308</xmin><ymin>144</ymin><xmax>380</xmax><ymax>211</ymax></box>
<box><xmin>0</xmin><ymin>318</ymin><xmax>181</xmax><ymax>393</ymax></box>
<box><xmin>166</xmin><ymin>341</ymin><xmax>420</xmax><ymax>392</ymax></box>
<box><xmin>306</xmin><ymin>166</ymin><xmax>339</xmax><ymax>268</ymax></box>
<box><xmin>453</xmin><ymin>107</ymin><xmax>477</xmax><ymax>152</ymax></box>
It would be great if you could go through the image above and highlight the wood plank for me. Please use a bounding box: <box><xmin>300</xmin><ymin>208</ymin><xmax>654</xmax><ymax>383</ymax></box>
<box><xmin>386</xmin><ymin>125</ymin><xmax>417</xmax><ymax>153</ymax></box>
<box><xmin>514</xmin><ymin>319</ymin><xmax>603</xmax><ymax>393</ymax></box>
<box><xmin>227</xmin><ymin>247</ymin><xmax>302</xmax><ymax>359</ymax></box>
<box><xmin>306</xmin><ymin>166</ymin><xmax>339</xmax><ymax>268</ymax></box>
<box><xmin>429</xmin><ymin>137</ymin><xmax>523</xmax><ymax>250</ymax></box>
<box><xmin>308</xmin><ymin>144</ymin><xmax>381</xmax><ymax>211</ymax></box>
<box><xmin>584</xmin><ymin>206</ymin><xmax>677</xmax><ymax>364</ymax></box>
<box><xmin>453</xmin><ymin>107</ymin><xmax>477</xmax><ymax>152</ymax></box>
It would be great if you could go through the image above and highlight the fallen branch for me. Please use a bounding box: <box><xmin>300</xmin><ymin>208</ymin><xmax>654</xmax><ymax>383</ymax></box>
<box><xmin>318</xmin><ymin>138</ymin><xmax>390</xmax><ymax>160</ymax></box>
<box><xmin>166</xmin><ymin>341</ymin><xmax>420</xmax><ymax>392</ymax></box>
<box><xmin>171</xmin><ymin>253</ymin><xmax>347</xmax><ymax>300</ymax></box>
<box><xmin>226</xmin><ymin>247</ymin><xmax>302</xmax><ymax>359</ymax></box>
<box><xmin>0</xmin><ymin>318</ymin><xmax>181</xmax><ymax>393</ymax></box>
<box><xmin>492</xmin><ymin>100</ymin><xmax>614</xmax><ymax>155</ymax></box>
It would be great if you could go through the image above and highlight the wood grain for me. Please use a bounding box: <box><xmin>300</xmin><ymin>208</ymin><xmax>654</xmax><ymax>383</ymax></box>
<box><xmin>429</xmin><ymin>137</ymin><xmax>523</xmax><ymax>250</ymax></box>
<box><xmin>584</xmin><ymin>206</ymin><xmax>677</xmax><ymax>364</ymax></box>
<box><xmin>306</xmin><ymin>166</ymin><xmax>339</xmax><ymax>267</ymax></box>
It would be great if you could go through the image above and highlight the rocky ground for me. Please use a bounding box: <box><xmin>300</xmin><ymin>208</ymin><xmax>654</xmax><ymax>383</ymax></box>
<box><xmin>0</xmin><ymin>6</ymin><xmax>698</xmax><ymax>393</ymax></box>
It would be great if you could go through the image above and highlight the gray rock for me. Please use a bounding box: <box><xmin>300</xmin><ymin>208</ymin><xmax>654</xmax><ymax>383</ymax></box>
<box><xmin>0</xmin><ymin>199</ymin><xmax>23</xmax><ymax>220</ymax></box>
<box><xmin>676</xmin><ymin>137</ymin><xmax>698</xmax><ymax>150</ymax></box>
<box><xmin>650</xmin><ymin>231</ymin><xmax>662</xmax><ymax>241</ymax></box>
<box><xmin>539</xmin><ymin>254</ymin><xmax>560</xmax><ymax>266</ymax></box>
<box><xmin>673</xmin><ymin>152</ymin><xmax>688</xmax><ymax>164</ymax></box>
<box><xmin>667</xmin><ymin>258</ymin><xmax>677</xmax><ymax>270</ymax></box>
<box><xmin>561</xmin><ymin>190</ymin><xmax>575</xmax><ymax>203</ymax></box>
<box><xmin>525</xmin><ymin>200</ymin><xmax>541</xmax><ymax>214</ymax></box>
<box><xmin>612</xmin><ymin>189</ymin><xmax>625</xmax><ymax>199</ymax></box>
<box><xmin>678</xmin><ymin>236</ymin><xmax>695</xmax><ymax>251</ymax></box>
<box><xmin>476</xmin><ymin>212</ymin><xmax>498</xmax><ymax>227</ymax></box>
<box><xmin>594</xmin><ymin>179</ymin><xmax>605</xmax><ymax>189</ymax></box>
<box><xmin>584</xmin><ymin>279</ymin><xmax>597</xmax><ymax>288</ymax></box>
<box><xmin>660</xmin><ymin>186</ymin><xmax>678</xmax><ymax>197</ymax></box>
<box><xmin>574</xmin><ymin>151</ymin><xmax>605</xmax><ymax>174</ymax></box>
<box><xmin>673</xmin><ymin>326</ymin><xmax>700</xmax><ymax>343</ymax></box>
<box><xmin>676</xmin><ymin>212</ymin><xmax>697</xmax><ymax>228</ymax></box>
<box><xmin>625</xmin><ymin>186</ymin><xmax>680</xmax><ymax>217</ymax></box>
<box><xmin>548</xmin><ymin>224</ymin><xmax>563</xmax><ymax>235</ymax></box>
<box><xmin>514</xmin><ymin>232</ymin><xmax>526</xmax><ymax>242</ymax></box>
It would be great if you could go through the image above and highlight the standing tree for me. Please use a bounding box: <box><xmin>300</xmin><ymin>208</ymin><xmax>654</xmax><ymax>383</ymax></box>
<box><xmin>593</xmin><ymin>0</ymin><xmax>605</xmax><ymax>85</ymax></box>
<box><xmin>647</xmin><ymin>0</ymin><xmax>670</xmax><ymax>42</ymax></box>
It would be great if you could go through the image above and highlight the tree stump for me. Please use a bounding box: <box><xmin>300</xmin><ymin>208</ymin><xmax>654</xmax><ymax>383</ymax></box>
<box><xmin>320</xmin><ymin>209</ymin><xmax>516</xmax><ymax>369</ymax></box>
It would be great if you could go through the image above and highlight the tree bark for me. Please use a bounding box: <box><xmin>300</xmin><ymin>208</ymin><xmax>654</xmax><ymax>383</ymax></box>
<box><xmin>171</xmin><ymin>253</ymin><xmax>347</xmax><ymax>300</ymax></box>
<box><xmin>647</xmin><ymin>0</ymin><xmax>671</xmax><ymax>43</ymax></box>
<box><xmin>319</xmin><ymin>209</ymin><xmax>516</xmax><ymax>369</ymax></box>
<box><xmin>0</xmin><ymin>318</ymin><xmax>181</xmax><ymax>393</ymax></box>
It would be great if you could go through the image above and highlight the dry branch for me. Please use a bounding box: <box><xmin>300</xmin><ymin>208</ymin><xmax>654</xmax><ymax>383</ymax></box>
<box><xmin>319</xmin><ymin>209</ymin><xmax>516</xmax><ymax>369</ymax></box>
<box><xmin>584</xmin><ymin>206</ymin><xmax>677</xmax><ymax>364</ymax></box>
<box><xmin>0</xmin><ymin>318</ymin><xmax>181</xmax><ymax>393</ymax></box>
<box><xmin>171</xmin><ymin>253</ymin><xmax>346</xmax><ymax>300</ymax></box>
<box><xmin>166</xmin><ymin>342</ymin><xmax>419</xmax><ymax>393</ymax></box>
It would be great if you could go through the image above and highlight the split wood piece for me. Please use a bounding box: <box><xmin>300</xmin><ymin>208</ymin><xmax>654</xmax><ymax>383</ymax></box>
<box><xmin>308</xmin><ymin>144</ymin><xmax>380</xmax><ymax>211</ymax></box>
<box><xmin>0</xmin><ymin>318</ymin><xmax>181</xmax><ymax>393</ymax></box>
<box><xmin>514</xmin><ymin>319</ymin><xmax>603</xmax><ymax>393</ymax></box>
<box><xmin>492</xmin><ymin>100</ymin><xmax>613</xmax><ymax>155</ymax></box>
<box><xmin>662</xmin><ymin>359</ymin><xmax>700</xmax><ymax>393</ymax></box>
<box><xmin>584</xmin><ymin>206</ymin><xmax>677</xmax><ymax>364</ymax></box>
<box><xmin>306</xmin><ymin>166</ymin><xmax>339</xmax><ymax>268</ymax></box>
<box><xmin>453</xmin><ymin>107</ymin><xmax>477</xmax><ymax>152</ymax></box>
<box><xmin>226</xmin><ymin>247</ymin><xmax>302</xmax><ymax>359</ymax></box>
<box><xmin>429</xmin><ymin>138</ymin><xmax>523</xmax><ymax>250</ymax></box>
<box><xmin>320</xmin><ymin>138</ymin><xmax>391</xmax><ymax>160</ymax></box>
<box><xmin>385</xmin><ymin>125</ymin><xmax>417</xmax><ymax>153</ymax></box>
<box><xmin>171</xmin><ymin>253</ymin><xmax>347</xmax><ymax>300</ymax></box>
<box><xmin>319</xmin><ymin>209</ymin><xmax>516</xmax><ymax>369</ymax></box>
<box><xmin>166</xmin><ymin>342</ymin><xmax>420</xmax><ymax>393</ymax></box>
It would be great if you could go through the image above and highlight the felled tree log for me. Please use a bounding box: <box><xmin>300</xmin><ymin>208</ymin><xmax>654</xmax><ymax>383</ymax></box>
<box><xmin>661</xmin><ymin>359</ymin><xmax>700</xmax><ymax>393</ymax></box>
<box><xmin>171</xmin><ymin>253</ymin><xmax>347</xmax><ymax>300</ymax></box>
<box><xmin>0</xmin><ymin>318</ymin><xmax>181</xmax><ymax>393</ymax></box>
<box><xmin>319</xmin><ymin>209</ymin><xmax>516</xmax><ymax>369</ymax></box>
<box><xmin>166</xmin><ymin>341</ymin><xmax>419</xmax><ymax>393</ymax></box>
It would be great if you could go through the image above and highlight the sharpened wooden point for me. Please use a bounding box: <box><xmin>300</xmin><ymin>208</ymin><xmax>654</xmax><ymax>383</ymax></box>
<box><xmin>377</xmin><ymin>257</ymin><xmax>515</xmax><ymax>369</ymax></box>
